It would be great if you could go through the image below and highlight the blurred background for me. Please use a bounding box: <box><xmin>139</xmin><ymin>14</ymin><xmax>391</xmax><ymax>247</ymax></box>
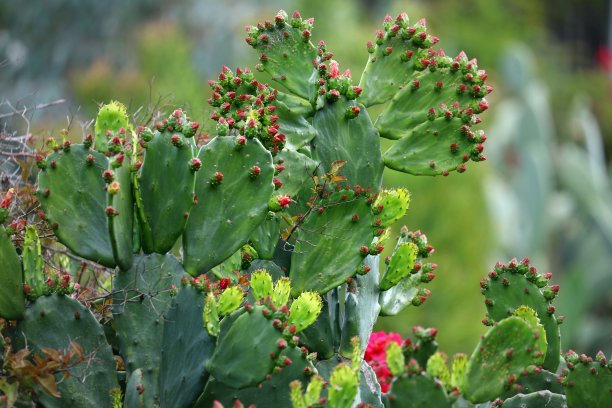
<box><xmin>1</xmin><ymin>0</ymin><xmax>610</xmax><ymax>358</ymax></box>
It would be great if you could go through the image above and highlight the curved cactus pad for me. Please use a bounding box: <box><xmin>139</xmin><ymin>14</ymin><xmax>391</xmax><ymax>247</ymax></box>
<box><xmin>0</xmin><ymin>226</ymin><xmax>25</xmax><ymax>319</ymax></box>
<box><xmin>160</xmin><ymin>286</ymin><xmax>214</xmax><ymax>408</ymax></box>
<box><xmin>358</xmin><ymin>14</ymin><xmax>440</xmax><ymax>107</ymax></box>
<box><xmin>196</xmin><ymin>346</ymin><xmax>314</xmax><ymax>407</ymax></box>
<box><xmin>37</xmin><ymin>145</ymin><xmax>115</xmax><ymax>267</ymax></box>
<box><xmin>183</xmin><ymin>136</ymin><xmax>274</xmax><ymax>276</ymax></box>
<box><xmin>137</xmin><ymin>118</ymin><xmax>196</xmax><ymax>254</ymax></box>
<box><xmin>388</xmin><ymin>372</ymin><xmax>450</xmax><ymax>408</ymax></box>
<box><xmin>374</xmin><ymin>51</ymin><xmax>490</xmax><ymax>176</ymax></box>
<box><xmin>112</xmin><ymin>254</ymin><xmax>188</xmax><ymax>408</ymax></box>
<box><xmin>207</xmin><ymin>305</ymin><xmax>285</xmax><ymax>388</ymax></box>
<box><xmin>502</xmin><ymin>391</ymin><xmax>567</xmax><ymax>408</ymax></box>
<box><xmin>312</xmin><ymin>99</ymin><xmax>383</xmax><ymax>190</ymax></box>
<box><xmin>340</xmin><ymin>254</ymin><xmax>381</xmax><ymax>358</ymax></box>
<box><xmin>12</xmin><ymin>295</ymin><xmax>118</xmax><ymax>408</ymax></box>
<box><xmin>107</xmin><ymin>164</ymin><xmax>133</xmax><ymax>270</ymax></box>
<box><xmin>480</xmin><ymin>259</ymin><xmax>561</xmax><ymax>371</ymax></box>
<box><xmin>563</xmin><ymin>350</ymin><xmax>612</xmax><ymax>408</ymax></box>
<box><xmin>463</xmin><ymin>316</ymin><xmax>543</xmax><ymax>403</ymax></box>
<box><xmin>289</xmin><ymin>189</ymin><xmax>375</xmax><ymax>296</ymax></box>
<box><xmin>245</xmin><ymin>10</ymin><xmax>318</xmax><ymax>100</ymax></box>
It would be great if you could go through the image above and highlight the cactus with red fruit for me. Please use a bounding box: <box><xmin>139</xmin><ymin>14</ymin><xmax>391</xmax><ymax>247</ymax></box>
<box><xmin>2</xmin><ymin>7</ymin><xmax>607</xmax><ymax>408</ymax></box>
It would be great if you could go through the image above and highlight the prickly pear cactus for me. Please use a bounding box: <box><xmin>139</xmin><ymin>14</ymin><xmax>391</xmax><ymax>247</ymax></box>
<box><xmin>11</xmin><ymin>295</ymin><xmax>119</xmax><ymax>408</ymax></box>
<box><xmin>480</xmin><ymin>258</ymin><xmax>562</xmax><ymax>371</ymax></box>
<box><xmin>136</xmin><ymin>110</ymin><xmax>198</xmax><ymax>254</ymax></box>
<box><xmin>9</xmin><ymin>7</ymin><xmax>610</xmax><ymax>408</ymax></box>
<box><xmin>462</xmin><ymin>315</ymin><xmax>544</xmax><ymax>403</ymax></box>
<box><xmin>561</xmin><ymin>350</ymin><xmax>612</xmax><ymax>408</ymax></box>
<box><xmin>183</xmin><ymin>136</ymin><xmax>274</xmax><ymax>275</ymax></box>
<box><xmin>37</xmin><ymin>144</ymin><xmax>116</xmax><ymax>267</ymax></box>
<box><xmin>0</xmin><ymin>225</ymin><xmax>25</xmax><ymax>319</ymax></box>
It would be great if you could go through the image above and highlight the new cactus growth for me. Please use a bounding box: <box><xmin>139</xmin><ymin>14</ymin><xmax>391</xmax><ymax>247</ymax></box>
<box><xmin>1</xmin><ymin>7</ymin><xmax>608</xmax><ymax>408</ymax></box>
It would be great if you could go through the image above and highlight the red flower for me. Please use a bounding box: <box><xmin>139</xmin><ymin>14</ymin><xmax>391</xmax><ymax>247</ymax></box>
<box><xmin>364</xmin><ymin>331</ymin><xmax>403</xmax><ymax>393</ymax></box>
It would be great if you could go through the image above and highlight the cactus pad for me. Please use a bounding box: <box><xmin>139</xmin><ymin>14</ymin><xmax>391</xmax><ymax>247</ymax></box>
<box><xmin>379</xmin><ymin>229</ymin><xmax>436</xmax><ymax>315</ymax></box>
<box><xmin>388</xmin><ymin>372</ymin><xmax>450</xmax><ymax>408</ymax></box>
<box><xmin>37</xmin><ymin>145</ymin><xmax>116</xmax><ymax>267</ymax></box>
<box><xmin>12</xmin><ymin>295</ymin><xmax>118</xmax><ymax>408</ymax></box>
<box><xmin>562</xmin><ymin>350</ymin><xmax>612</xmax><ymax>408</ymax></box>
<box><xmin>375</xmin><ymin>50</ymin><xmax>490</xmax><ymax>176</ymax></box>
<box><xmin>358</xmin><ymin>14</ymin><xmax>439</xmax><ymax>107</ymax></box>
<box><xmin>160</xmin><ymin>285</ymin><xmax>214</xmax><ymax>408</ymax></box>
<box><xmin>245</xmin><ymin>10</ymin><xmax>318</xmax><ymax>101</ymax></box>
<box><xmin>206</xmin><ymin>304</ymin><xmax>287</xmax><ymax>388</ymax></box>
<box><xmin>94</xmin><ymin>101</ymin><xmax>130</xmax><ymax>152</ymax></box>
<box><xmin>112</xmin><ymin>254</ymin><xmax>187</xmax><ymax>407</ymax></box>
<box><xmin>136</xmin><ymin>110</ymin><xmax>197</xmax><ymax>254</ymax></box>
<box><xmin>312</xmin><ymin>98</ymin><xmax>384</xmax><ymax>190</ymax></box>
<box><xmin>183</xmin><ymin>136</ymin><xmax>274</xmax><ymax>275</ymax></box>
<box><xmin>463</xmin><ymin>316</ymin><xmax>543</xmax><ymax>403</ymax></box>
<box><xmin>502</xmin><ymin>391</ymin><xmax>568</xmax><ymax>408</ymax></box>
<box><xmin>480</xmin><ymin>259</ymin><xmax>561</xmax><ymax>371</ymax></box>
<box><xmin>0</xmin><ymin>226</ymin><xmax>25</xmax><ymax>319</ymax></box>
<box><xmin>289</xmin><ymin>189</ymin><xmax>376</xmax><ymax>295</ymax></box>
<box><xmin>196</xmin><ymin>345</ymin><xmax>315</xmax><ymax>407</ymax></box>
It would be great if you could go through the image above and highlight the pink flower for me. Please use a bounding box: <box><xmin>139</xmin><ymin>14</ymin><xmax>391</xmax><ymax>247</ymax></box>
<box><xmin>364</xmin><ymin>331</ymin><xmax>403</xmax><ymax>393</ymax></box>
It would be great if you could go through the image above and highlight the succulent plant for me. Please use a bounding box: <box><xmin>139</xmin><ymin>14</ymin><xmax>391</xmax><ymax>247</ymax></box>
<box><xmin>0</xmin><ymin>8</ymin><xmax>608</xmax><ymax>408</ymax></box>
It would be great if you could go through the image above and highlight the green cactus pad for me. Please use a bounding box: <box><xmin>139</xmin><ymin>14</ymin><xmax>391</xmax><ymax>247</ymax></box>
<box><xmin>160</xmin><ymin>285</ymin><xmax>215</xmax><ymax>408</ymax></box>
<box><xmin>250</xmin><ymin>269</ymin><xmax>274</xmax><ymax>300</ymax></box>
<box><xmin>123</xmin><ymin>368</ymin><xmax>145</xmax><ymax>408</ymax></box>
<box><xmin>463</xmin><ymin>316</ymin><xmax>543</xmax><ymax>403</ymax></box>
<box><xmin>358</xmin><ymin>14</ymin><xmax>439</xmax><ymax>107</ymax></box>
<box><xmin>288</xmin><ymin>291</ymin><xmax>322</xmax><ymax>332</ymax></box>
<box><xmin>299</xmin><ymin>297</ymin><xmax>337</xmax><ymax>360</ymax></box>
<box><xmin>312</xmin><ymin>99</ymin><xmax>384</xmax><ymax>190</ymax></box>
<box><xmin>500</xmin><ymin>368</ymin><xmax>565</xmax><ymax>400</ymax></box>
<box><xmin>137</xmin><ymin>123</ymin><xmax>196</xmax><ymax>254</ymax></box>
<box><xmin>11</xmin><ymin>295</ymin><xmax>118</xmax><ymax>408</ymax></box>
<box><xmin>289</xmin><ymin>190</ymin><xmax>375</xmax><ymax>295</ymax></box>
<box><xmin>276</xmin><ymin>100</ymin><xmax>317</xmax><ymax>150</ymax></box>
<box><xmin>386</xmin><ymin>342</ymin><xmax>406</xmax><ymax>377</ymax></box>
<box><xmin>22</xmin><ymin>225</ymin><xmax>45</xmax><ymax>299</ymax></box>
<box><xmin>481</xmin><ymin>259</ymin><xmax>561</xmax><ymax>371</ymax></box>
<box><xmin>0</xmin><ymin>226</ymin><xmax>25</xmax><ymax>319</ymax></box>
<box><xmin>340</xmin><ymin>254</ymin><xmax>381</xmax><ymax>358</ymax></box>
<box><xmin>112</xmin><ymin>254</ymin><xmax>187</xmax><ymax>407</ymax></box>
<box><xmin>94</xmin><ymin>101</ymin><xmax>130</xmax><ymax>152</ymax></box>
<box><xmin>375</xmin><ymin>51</ymin><xmax>490</xmax><ymax>176</ymax></box>
<box><xmin>427</xmin><ymin>352</ymin><xmax>451</xmax><ymax>386</ymax></box>
<box><xmin>107</xmin><ymin>163</ymin><xmax>133</xmax><ymax>270</ymax></box>
<box><xmin>379</xmin><ymin>229</ymin><xmax>436</xmax><ymax>315</ymax></box>
<box><xmin>218</xmin><ymin>286</ymin><xmax>245</xmax><ymax>316</ymax></box>
<box><xmin>37</xmin><ymin>145</ymin><xmax>116</xmax><ymax>267</ymax></box>
<box><xmin>207</xmin><ymin>304</ymin><xmax>285</xmax><ymax>388</ymax></box>
<box><xmin>195</xmin><ymin>345</ymin><xmax>315</xmax><ymax>407</ymax></box>
<box><xmin>380</xmin><ymin>242</ymin><xmax>418</xmax><ymax>290</ymax></box>
<box><xmin>372</xmin><ymin>188</ymin><xmax>411</xmax><ymax>228</ymax></box>
<box><xmin>183</xmin><ymin>136</ymin><xmax>275</xmax><ymax>276</ymax></box>
<box><xmin>388</xmin><ymin>372</ymin><xmax>451</xmax><ymax>408</ymax></box>
<box><xmin>316</xmin><ymin>358</ymin><xmax>385</xmax><ymax>408</ymax></box>
<box><xmin>328</xmin><ymin>364</ymin><xmax>360</xmax><ymax>408</ymax></box>
<box><xmin>245</xmin><ymin>10</ymin><xmax>318</xmax><ymax>100</ymax></box>
<box><xmin>503</xmin><ymin>391</ymin><xmax>567</xmax><ymax>408</ymax></box>
<box><xmin>276</xmin><ymin>91</ymin><xmax>315</xmax><ymax>118</ymax></box>
<box><xmin>563</xmin><ymin>350</ymin><xmax>612</xmax><ymax>408</ymax></box>
<box><xmin>274</xmin><ymin>148</ymin><xmax>319</xmax><ymax>198</ymax></box>
<box><xmin>250</xmin><ymin>213</ymin><xmax>282</xmax><ymax>260</ymax></box>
